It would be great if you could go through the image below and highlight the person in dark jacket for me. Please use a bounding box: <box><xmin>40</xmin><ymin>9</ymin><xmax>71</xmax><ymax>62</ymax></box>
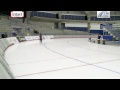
<box><xmin>1</xmin><ymin>32</ymin><xmax>7</xmax><ymax>38</ymax></box>
<box><xmin>23</xmin><ymin>18</ymin><xmax>25</xmax><ymax>23</ymax></box>
<box><xmin>98</xmin><ymin>34</ymin><xmax>101</xmax><ymax>39</ymax></box>
<box><xmin>89</xmin><ymin>34</ymin><xmax>91</xmax><ymax>42</ymax></box>
<box><xmin>39</xmin><ymin>33</ymin><xmax>42</xmax><ymax>43</ymax></box>
<box><xmin>12</xmin><ymin>31</ymin><xmax>17</xmax><ymax>37</ymax></box>
<box><xmin>1</xmin><ymin>34</ymin><xmax>5</xmax><ymax>38</ymax></box>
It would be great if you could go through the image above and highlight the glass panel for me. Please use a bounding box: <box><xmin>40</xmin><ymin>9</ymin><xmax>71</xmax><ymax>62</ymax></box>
<box><xmin>34</xmin><ymin>11</ymin><xmax>37</xmax><ymax>16</ymax></box>
<box><xmin>111</xmin><ymin>16</ymin><xmax>114</xmax><ymax>21</ymax></box>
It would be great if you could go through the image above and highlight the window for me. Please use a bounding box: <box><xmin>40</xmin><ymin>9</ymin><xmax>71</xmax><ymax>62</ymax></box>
<box><xmin>106</xmin><ymin>18</ymin><xmax>110</xmax><ymax>21</ymax></box>
<box><xmin>61</xmin><ymin>15</ymin><xmax>64</xmax><ymax>19</ymax></box>
<box><xmin>90</xmin><ymin>17</ymin><xmax>94</xmax><ymax>21</ymax></box>
<box><xmin>110</xmin><ymin>16</ymin><xmax>115</xmax><ymax>21</ymax></box>
<box><xmin>38</xmin><ymin>12</ymin><xmax>41</xmax><ymax>17</ymax></box>
<box><xmin>103</xmin><ymin>18</ymin><xmax>106</xmax><ymax>21</ymax></box>
<box><xmin>99</xmin><ymin>18</ymin><xmax>103</xmax><ymax>21</ymax></box>
<box><xmin>115</xmin><ymin>16</ymin><xmax>120</xmax><ymax>20</ymax></box>
<box><xmin>71</xmin><ymin>15</ymin><xmax>74</xmax><ymax>20</ymax></box>
<box><xmin>30</xmin><ymin>12</ymin><xmax>34</xmax><ymax>17</ymax></box>
<box><xmin>47</xmin><ymin>13</ymin><xmax>51</xmax><ymax>18</ymax></box>
<box><xmin>45</xmin><ymin>13</ymin><xmax>48</xmax><ymax>18</ymax></box>
<box><xmin>82</xmin><ymin>16</ymin><xmax>85</xmax><ymax>20</ymax></box>
<box><xmin>74</xmin><ymin>16</ymin><xmax>77</xmax><ymax>20</ymax></box>
<box><xmin>95</xmin><ymin>17</ymin><xmax>98</xmax><ymax>21</ymax></box>
<box><xmin>81</xmin><ymin>16</ymin><xmax>83</xmax><ymax>20</ymax></box>
<box><xmin>78</xmin><ymin>16</ymin><xmax>81</xmax><ymax>20</ymax></box>
<box><xmin>34</xmin><ymin>11</ymin><xmax>37</xmax><ymax>16</ymax></box>
<box><xmin>68</xmin><ymin>15</ymin><xmax>71</xmax><ymax>19</ymax></box>
<box><xmin>41</xmin><ymin>12</ymin><xmax>43</xmax><ymax>17</ymax></box>
<box><xmin>64</xmin><ymin>15</ymin><xmax>67</xmax><ymax>19</ymax></box>
<box><xmin>53</xmin><ymin>14</ymin><xmax>56</xmax><ymax>18</ymax></box>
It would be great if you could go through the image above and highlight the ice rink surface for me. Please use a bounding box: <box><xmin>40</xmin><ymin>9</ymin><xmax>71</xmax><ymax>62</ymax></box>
<box><xmin>4</xmin><ymin>38</ymin><xmax>120</xmax><ymax>79</ymax></box>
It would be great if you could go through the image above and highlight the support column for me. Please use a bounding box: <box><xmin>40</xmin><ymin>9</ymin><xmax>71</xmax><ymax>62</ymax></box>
<box><xmin>26</xmin><ymin>11</ymin><xmax>30</xmax><ymax>24</ymax></box>
<box><xmin>87</xmin><ymin>15</ymin><xmax>91</xmax><ymax>33</ymax></box>
<box><xmin>26</xmin><ymin>11</ymin><xmax>30</xmax><ymax>19</ymax></box>
<box><xmin>57</xmin><ymin>12</ymin><xmax>62</xmax><ymax>29</ymax></box>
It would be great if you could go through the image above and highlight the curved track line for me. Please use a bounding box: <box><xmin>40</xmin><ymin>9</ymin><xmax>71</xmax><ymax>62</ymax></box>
<box><xmin>15</xmin><ymin>40</ymin><xmax>120</xmax><ymax>78</ymax></box>
<box><xmin>43</xmin><ymin>41</ymin><xmax>120</xmax><ymax>75</ymax></box>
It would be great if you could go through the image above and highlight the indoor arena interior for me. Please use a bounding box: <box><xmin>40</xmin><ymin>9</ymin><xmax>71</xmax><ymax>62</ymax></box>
<box><xmin>0</xmin><ymin>11</ymin><xmax>120</xmax><ymax>79</ymax></box>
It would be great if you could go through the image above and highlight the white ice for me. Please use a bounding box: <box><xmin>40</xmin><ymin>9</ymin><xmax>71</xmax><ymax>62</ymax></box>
<box><xmin>4</xmin><ymin>38</ymin><xmax>120</xmax><ymax>79</ymax></box>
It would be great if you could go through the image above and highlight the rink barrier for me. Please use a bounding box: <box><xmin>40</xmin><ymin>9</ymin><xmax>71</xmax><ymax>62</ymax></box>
<box><xmin>51</xmin><ymin>35</ymin><xmax>98</xmax><ymax>39</ymax></box>
<box><xmin>0</xmin><ymin>62</ymin><xmax>12</xmax><ymax>79</ymax></box>
<box><xmin>16</xmin><ymin>36</ymin><xmax>40</xmax><ymax>42</ymax></box>
<box><xmin>0</xmin><ymin>37</ymin><xmax>19</xmax><ymax>79</ymax></box>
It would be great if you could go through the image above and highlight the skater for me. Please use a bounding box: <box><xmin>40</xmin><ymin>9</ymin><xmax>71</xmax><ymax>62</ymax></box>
<box><xmin>98</xmin><ymin>34</ymin><xmax>101</xmax><ymax>39</ymax></box>
<box><xmin>98</xmin><ymin>34</ymin><xmax>101</xmax><ymax>44</ymax></box>
<box><xmin>89</xmin><ymin>38</ymin><xmax>91</xmax><ymax>42</ymax></box>
<box><xmin>23</xmin><ymin>18</ymin><xmax>25</xmax><ymax>23</ymax></box>
<box><xmin>89</xmin><ymin>34</ymin><xmax>91</xmax><ymax>42</ymax></box>
<box><xmin>39</xmin><ymin>33</ymin><xmax>42</xmax><ymax>43</ymax></box>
